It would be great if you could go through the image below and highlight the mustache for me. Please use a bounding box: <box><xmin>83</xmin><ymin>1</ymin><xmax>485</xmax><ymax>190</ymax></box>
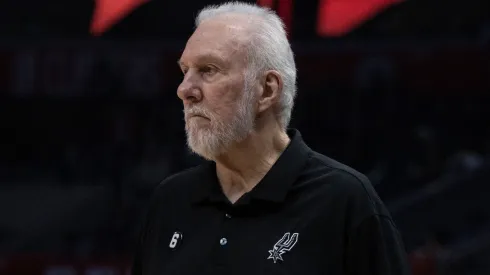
<box><xmin>183</xmin><ymin>106</ymin><xmax>214</xmax><ymax>120</ymax></box>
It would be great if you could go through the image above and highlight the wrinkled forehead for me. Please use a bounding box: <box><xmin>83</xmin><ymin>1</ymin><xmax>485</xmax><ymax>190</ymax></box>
<box><xmin>181</xmin><ymin>15</ymin><xmax>254</xmax><ymax>66</ymax></box>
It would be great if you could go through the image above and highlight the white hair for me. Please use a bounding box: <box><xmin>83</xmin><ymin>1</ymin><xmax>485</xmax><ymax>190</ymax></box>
<box><xmin>195</xmin><ymin>1</ymin><xmax>297</xmax><ymax>129</ymax></box>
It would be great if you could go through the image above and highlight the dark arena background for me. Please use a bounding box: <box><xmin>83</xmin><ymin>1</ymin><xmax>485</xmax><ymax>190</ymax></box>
<box><xmin>0</xmin><ymin>0</ymin><xmax>489</xmax><ymax>274</ymax></box>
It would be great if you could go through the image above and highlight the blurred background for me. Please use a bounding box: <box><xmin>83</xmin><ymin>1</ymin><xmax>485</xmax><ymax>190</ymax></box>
<box><xmin>0</xmin><ymin>0</ymin><xmax>489</xmax><ymax>274</ymax></box>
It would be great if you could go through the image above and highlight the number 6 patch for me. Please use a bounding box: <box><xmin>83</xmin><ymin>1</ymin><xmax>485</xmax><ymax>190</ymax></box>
<box><xmin>169</xmin><ymin>231</ymin><xmax>183</xmax><ymax>250</ymax></box>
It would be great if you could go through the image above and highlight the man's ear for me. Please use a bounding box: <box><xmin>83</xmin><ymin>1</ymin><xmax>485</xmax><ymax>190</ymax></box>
<box><xmin>257</xmin><ymin>70</ymin><xmax>283</xmax><ymax>113</ymax></box>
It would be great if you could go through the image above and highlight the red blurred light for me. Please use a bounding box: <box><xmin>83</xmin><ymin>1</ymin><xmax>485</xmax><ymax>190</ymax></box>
<box><xmin>317</xmin><ymin>0</ymin><xmax>403</xmax><ymax>36</ymax></box>
<box><xmin>90</xmin><ymin>0</ymin><xmax>149</xmax><ymax>36</ymax></box>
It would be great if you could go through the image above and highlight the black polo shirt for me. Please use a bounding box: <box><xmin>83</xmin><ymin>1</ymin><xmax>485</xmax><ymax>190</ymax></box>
<box><xmin>131</xmin><ymin>129</ymin><xmax>410</xmax><ymax>275</ymax></box>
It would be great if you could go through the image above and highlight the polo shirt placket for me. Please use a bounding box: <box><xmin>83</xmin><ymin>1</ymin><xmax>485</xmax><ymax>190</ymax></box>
<box><xmin>209</xmin><ymin>200</ymin><xmax>235</xmax><ymax>274</ymax></box>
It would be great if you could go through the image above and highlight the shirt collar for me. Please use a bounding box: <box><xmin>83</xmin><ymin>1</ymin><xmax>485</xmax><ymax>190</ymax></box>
<box><xmin>191</xmin><ymin>129</ymin><xmax>312</xmax><ymax>205</ymax></box>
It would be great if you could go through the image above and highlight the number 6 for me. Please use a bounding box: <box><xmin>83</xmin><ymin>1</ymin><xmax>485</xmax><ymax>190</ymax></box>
<box><xmin>169</xmin><ymin>232</ymin><xmax>182</xmax><ymax>249</ymax></box>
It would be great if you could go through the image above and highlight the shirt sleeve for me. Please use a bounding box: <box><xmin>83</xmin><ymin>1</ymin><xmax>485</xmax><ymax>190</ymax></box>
<box><xmin>345</xmin><ymin>214</ymin><xmax>411</xmax><ymax>275</ymax></box>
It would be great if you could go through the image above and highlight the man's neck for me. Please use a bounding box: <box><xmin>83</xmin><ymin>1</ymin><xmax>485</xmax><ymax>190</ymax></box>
<box><xmin>214</xmin><ymin>126</ymin><xmax>290</xmax><ymax>204</ymax></box>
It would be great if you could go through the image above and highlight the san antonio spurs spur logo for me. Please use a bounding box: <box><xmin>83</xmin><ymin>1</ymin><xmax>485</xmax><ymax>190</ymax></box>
<box><xmin>267</xmin><ymin>232</ymin><xmax>299</xmax><ymax>263</ymax></box>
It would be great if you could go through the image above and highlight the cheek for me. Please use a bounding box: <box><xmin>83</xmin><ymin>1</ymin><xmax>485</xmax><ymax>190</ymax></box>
<box><xmin>203</xmin><ymin>80</ymin><xmax>244</xmax><ymax>115</ymax></box>
<box><xmin>211</xmin><ymin>103</ymin><xmax>237</xmax><ymax>122</ymax></box>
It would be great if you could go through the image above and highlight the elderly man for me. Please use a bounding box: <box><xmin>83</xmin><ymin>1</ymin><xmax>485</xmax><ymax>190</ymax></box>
<box><xmin>131</xmin><ymin>2</ymin><xmax>409</xmax><ymax>275</ymax></box>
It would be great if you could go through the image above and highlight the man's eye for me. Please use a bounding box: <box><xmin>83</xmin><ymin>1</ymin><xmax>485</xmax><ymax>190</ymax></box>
<box><xmin>200</xmin><ymin>66</ymin><xmax>217</xmax><ymax>76</ymax></box>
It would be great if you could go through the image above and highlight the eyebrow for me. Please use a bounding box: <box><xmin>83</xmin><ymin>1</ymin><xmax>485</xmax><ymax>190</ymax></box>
<box><xmin>178</xmin><ymin>54</ymin><xmax>227</xmax><ymax>68</ymax></box>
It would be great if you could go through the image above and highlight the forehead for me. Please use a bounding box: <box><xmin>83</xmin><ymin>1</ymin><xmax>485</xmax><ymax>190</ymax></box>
<box><xmin>180</xmin><ymin>16</ymin><xmax>251</xmax><ymax>66</ymax></box>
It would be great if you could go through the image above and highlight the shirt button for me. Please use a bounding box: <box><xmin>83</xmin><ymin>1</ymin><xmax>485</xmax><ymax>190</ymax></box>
<box><xmin>225</xmin><ymin>213</ymin><xmax>232</xmax><ymax>219</ymax></box>
<box><xmin>220</xmin><ymin>238</ymin><xmax>228</xmax><ymax>246</ymax></box>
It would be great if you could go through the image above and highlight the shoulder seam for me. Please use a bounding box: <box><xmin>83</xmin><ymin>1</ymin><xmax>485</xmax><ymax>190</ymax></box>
<box><xmin>310</xmin><ymin>155</ymin><xmax>377</xmax><ymax>211</ymax></box>
<box><xmin>150</xmin><ymin>164</ymin><xmax>203</xmax><ymax>198</ymax></box>
<box><xmin>354</xmin><ymin>213</ymin><xmax>399</xmax><ymax>231</ymax></box>
<box><xmin>159</xmin><ymin>164</ymin><xmax>202</xmax><ymax>185</ymax></box>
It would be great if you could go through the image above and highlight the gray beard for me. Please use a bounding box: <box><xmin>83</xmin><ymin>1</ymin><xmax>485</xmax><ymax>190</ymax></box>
<box><xmin>185</xmin><ymin>88</ymin><xmax>256</xmax><ymax>160</ymax></box>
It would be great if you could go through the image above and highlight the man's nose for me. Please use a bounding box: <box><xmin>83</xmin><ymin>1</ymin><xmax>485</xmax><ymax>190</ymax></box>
<box><xmin>177</xmin><ymin>72</ymin><xmax>202</xmax><ymax>104</ymax></box>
